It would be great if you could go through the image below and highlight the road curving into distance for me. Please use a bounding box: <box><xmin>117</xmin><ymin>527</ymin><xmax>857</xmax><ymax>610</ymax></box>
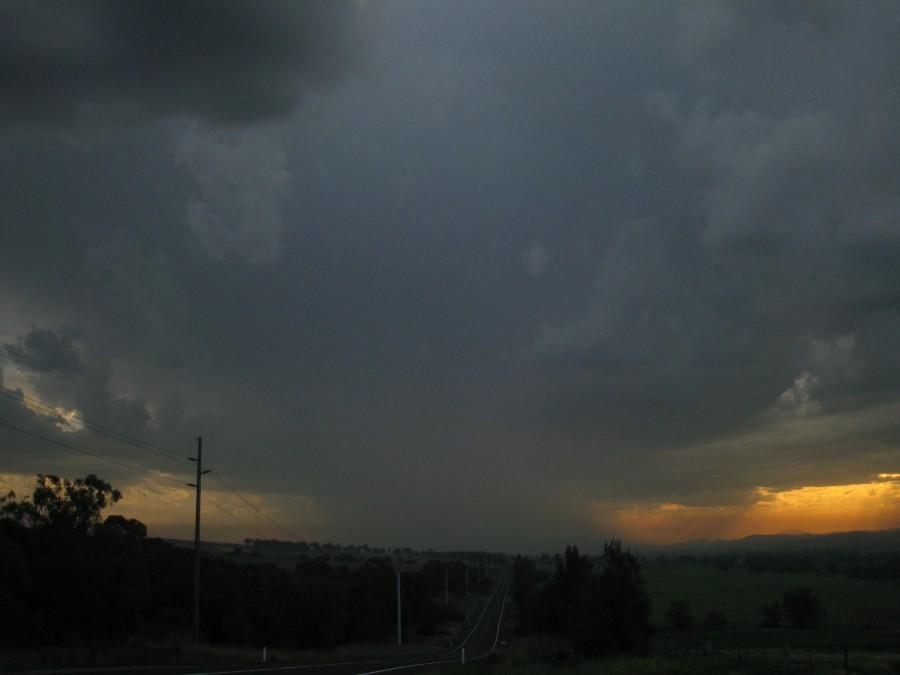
<box><xmin>52</xmin><ymin>567</ymin><xmax>512</xmax><ymax>675</ymax></box>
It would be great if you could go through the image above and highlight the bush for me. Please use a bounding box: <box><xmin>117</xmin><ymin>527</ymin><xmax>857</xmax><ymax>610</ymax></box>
<box><xmin>782</xmin><ymin>587</ymin><xmax>826</xmax><ymax>628</ymax></box>
<box><xmin>702</xmin><ymin>609</ymin><xmax>727</xmax><ymax>630</ymax></box>
<box><xmin>416</xmin><ymin>617</ymin><xmax>437</xmax><ymax>636</ymax></box>
<box><xmin>760</xmin><ymin>601</ymin><xmax>782</xmax><ymax>628</ymax></box>
<box><xmin>665</xmin><ymin>599</ymin><xmax>694</xmax><ymax>631</ymax></box>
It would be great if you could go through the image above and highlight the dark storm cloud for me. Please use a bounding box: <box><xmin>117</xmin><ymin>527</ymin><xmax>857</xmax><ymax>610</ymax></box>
<box><xmin>3</xmin><ymin>326</ymin><xmax>153</xmax><ymax>441</ymax></box>
<box><xmin>0</xmin><ymin>0</ymin><xmax>367</xmax><ymax>128</ymax></box>
<box><xmin>2</xmin><ymin>0</ymin><xmax>899</xmax><ymax>551</ymax></box>
<box><xmin>6</xmin><ymin>325</ymin><xmax>83</xmax><ymax>376</ymax></box>
<box><xmin>527</xmin><ymin>0</ymin><xmax>900</xmax><ymax>429</ymax></box>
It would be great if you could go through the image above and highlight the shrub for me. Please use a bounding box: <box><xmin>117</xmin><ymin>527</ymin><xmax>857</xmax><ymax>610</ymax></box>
<box><xmin>665</xmin><ymin>599</ymin><xmax>694</xmax><ymax>631</ymax></box>
<box><xmin>702</xmin><ymin>609</ymin><xmax>727</xmax><ymax>630</ymax></box>
<box><xmin>782</xmin><ymin>587</ymin><xmax>826</xmax><ymax>628</ymax></box>
<box><xmin>760</xmin><ymin>601</ymin><xmax>782</xmax><ymax>628</ymax></box>
<box><xmin>416</xmin><ymin>617</ymin><xmax>437</xmax><ymax>636</ymax></box>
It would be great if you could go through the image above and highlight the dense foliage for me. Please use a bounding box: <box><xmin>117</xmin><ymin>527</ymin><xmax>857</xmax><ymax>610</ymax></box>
<box><xmin>512</xmin><ymin>541</ymin><xmax>653</xmax><ymax>660</ymax></box>
<box><xmin>0</xmin><ymin>474</ymin><xmax>478</xmax><ymax>649</ymax></box>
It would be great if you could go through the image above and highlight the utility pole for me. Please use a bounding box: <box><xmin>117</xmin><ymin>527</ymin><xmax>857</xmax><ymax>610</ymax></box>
<box><xmin>444</xmin><ymin>565</ymin><xmax>449</xmax><ymax>606</ymax></box>
<box><xmin>397</xmin><ymin>571</ymin><xmax>402</xmax><ymax>646</ymax></box>
<box><xmin>189</xmin><ymin>436</ymin><xmax>210</xmax><ymax>643</ymax></box>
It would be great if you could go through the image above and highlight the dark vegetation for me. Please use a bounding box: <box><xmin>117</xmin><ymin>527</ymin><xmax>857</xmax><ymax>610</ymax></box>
<box><xmin>3</xmin><ymin>472</ymin><xmax>898</xmax><ymax>672</ymax></box>
<box><xmin>508</xmin><ymin>538</ymin><xmax>900</xmax><ymax>670</ymax></box>
<box><xmin>0</xmin><ymin>474</ymin><xmax>488</xmax><ymax>652</ymax></box>
<box><xmin>511</xmin><ymin>541</ymin><xmax>653</xmax><ymax>660</ymax></box>
<box><xmin>649</xmin><ymin>547</ymin><xmax>900</xmax><ymax>580</ymax></box>
<box><xmin>643</xmin><ymin>546</ymin><xmax>899</xmax><ymax>633</ymax></box>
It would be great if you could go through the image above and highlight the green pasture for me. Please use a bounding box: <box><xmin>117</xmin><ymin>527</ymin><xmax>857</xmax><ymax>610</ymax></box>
<box><xmin>643</xmin><ymin>565</ymin><xmax>900</xmax><ymax>630</ymax></box>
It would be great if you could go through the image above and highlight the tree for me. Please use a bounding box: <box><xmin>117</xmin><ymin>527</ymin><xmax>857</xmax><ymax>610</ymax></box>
<box><xmin>2</xmin><ymin>474</ymin><xmax>121</xmax><ymax>540</ymax></box>
<box><xmin>555</xmin><ymin>544</ymin><xmax>593</xmax><ymax>609</ymax></box>
<box><xmin>573</xmin><ymin>539</ymin><xmax>653</xmax><ymax>658</ymax></box>
<box><xmin>782</xmin><ymin>587</ymin><xmax>826</xmax><ymax>628</ymax></box>
<box><xmin>0</xmin><ymin>474</ymin><xmax>154</xmax><ymax>644</ymax></box>
<box><xmin>703</xmin><ymin>609</ymin><xmax>728</xmax><ymax>630</ymax></box>
<box><xmin>665</xmin><ymin>599</ymin><xmax>694</xmax><ymax>630</ymax></box>
<box><xmin>760</xmin><ymin>601</ymin><xmax>783</xmax><ymax>628</ymax></box>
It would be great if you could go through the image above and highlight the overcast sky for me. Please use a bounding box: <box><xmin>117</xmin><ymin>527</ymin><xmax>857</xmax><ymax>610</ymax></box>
<box><xmin>2</xmin><ymin>0</ymin><xmax>899</xmax><ymax>553</ymax></box>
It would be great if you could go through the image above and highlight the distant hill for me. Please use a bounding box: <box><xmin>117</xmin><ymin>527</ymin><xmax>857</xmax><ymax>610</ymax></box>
<box><xmin>633</xmin><ymin>528</ymin><xmax>900</xmax><ymax>556</ymax></box>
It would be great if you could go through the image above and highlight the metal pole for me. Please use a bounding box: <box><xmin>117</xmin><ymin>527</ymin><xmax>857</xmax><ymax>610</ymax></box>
<box><xmin>397</xmin><ymin>572</ymin><xmax>402</xmax><ymax>646</ymax></box>
<box><xmin>190</xmin><ymin>436</ymin><xmax>206</xmax><ymax>643</ymax></box>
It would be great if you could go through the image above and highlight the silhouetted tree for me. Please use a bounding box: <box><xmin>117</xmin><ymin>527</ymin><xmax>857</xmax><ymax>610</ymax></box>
<box><xmin>782</xmin><ymin>587</ymin><xmax>826</xmax><ymax>628</ymax></box>
<box><xmin>572</xmin><ymin>540</ymin><xmax>653</xmax><ymax>658</ymax></box>
<box><xmin>555</xmin><ymin>544</ymin><xmax>593</xmax><ymax>609</ymax></box>
<box><xmin>3</xmin><ymin>474</ymin><xmax>120</xmax><ymax>532</ymax></box>
<box><xmin>703</xmin><ymin>609</ymin><xmax>728</xmax><ymax>630</ymax></box>
<box><xmin>666</xmin><ymin>599</ymin><xmax>694</xmax><ymax>630</ymax></box>
<box><xmin>0</xmin><ymin>474</ymin><xmax>149</xmax><ymax>644</ymax></box>
<box><xmin>511</xmin><ymin>542</ymin><xmax>652</xmax><ymax>659</ymax></box>
<box><xmin>760</xmin><ymin>600</ymin><xmax>783</xmax><ymax>628</ymax></box>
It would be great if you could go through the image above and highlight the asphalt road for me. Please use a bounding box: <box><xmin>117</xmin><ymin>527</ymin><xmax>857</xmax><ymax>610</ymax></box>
<box><xmin>37</xmin><ymin>569</ymin><xmax>511</xmax><ymax>675</ymax></box>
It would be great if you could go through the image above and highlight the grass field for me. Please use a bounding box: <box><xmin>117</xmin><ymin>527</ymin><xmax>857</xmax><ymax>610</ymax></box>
<box><xmin>643</xmin><ymin>564</ymin><xmax>900</xmax><ymax>630</ymax></box>
<box><xmin>474</xmin><ymin>563</ymin><xmax>900</xmax><ymax>674</ymax></box>
<box><xmin>431</xmin><ymin>649</ymin><xmax>900</xmax><ymax>674</ymax></box>
<box><xmin>609</xmin><ymin>564</ymin><xmax>900</xmax><ymax>674</ymax></box>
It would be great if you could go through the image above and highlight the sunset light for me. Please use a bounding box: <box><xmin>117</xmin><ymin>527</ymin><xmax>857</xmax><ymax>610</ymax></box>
<box><xmin>2</xmin><ymin>0</ymin><xmax>900</xmax><ymax>556</ymax></box>
<box><xmin>3</xmin><ymin>2</ymin><xmax>900</xmax><ymax>668</ymax></box>
<box><xmin>595</xmin><ymin>476</ymin><xmax>900</xmax><ymax>545</ymax></box>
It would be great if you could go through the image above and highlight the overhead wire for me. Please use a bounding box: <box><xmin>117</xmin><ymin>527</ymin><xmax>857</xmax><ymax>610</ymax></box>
<box><xmin>0</xmin><ymin>419</ymin><xmax>191</xmax><ymax>488</ymax></box>
<box><xmin>0</xmin><ymin>386</ymin><xmax>193</xmax><ymax>465</ymax></box>
<box><xmin>1</xmin><ymin>354</ymin><xmax>193</xmax><ymax>452</ymax></box>
<box><xmin>200</xmin><ymin>443</ymin><xmax>308</xmax><ymax>541</ymax></box>
<box><xmin>6</xmin><ymin>350</ymin><xmax>150</xmax><ymax>423</ymax></box>
<box><xmin>204</xmin><ymin>493</ymin><xmax>269</xmax><ymax>540</ymax></box>
<box><xmin>1</xmin><ymin>417</ymin><xmax>271</xmax><ymax>543</ymax></box>
<box><xmin>2</xmin><ymin>370</ymin><xmax>302</xmax><ymax>543</ymax></box>
<box><xmin>208</xmin><ymin>470</ymin><xmax>301</xmax><ymax>541</ymax></box>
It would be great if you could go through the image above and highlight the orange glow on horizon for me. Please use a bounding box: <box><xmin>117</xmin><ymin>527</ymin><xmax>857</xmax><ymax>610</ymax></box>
<box><xmin>592</xmin><ymin>477</ymin><xmax>900</xmax><ymax>545</ymax></box>
<box><xmin>0</xmin><ymin>471</ymin><xmax>322</xmax><ymax>544</ymax></box>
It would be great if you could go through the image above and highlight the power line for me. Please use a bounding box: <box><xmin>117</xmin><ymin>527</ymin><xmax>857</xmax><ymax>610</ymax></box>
<box><xmin>3</xmin><ymin>370</ymin><xmax>304</xmax><ymax>543</ymax></box>
<box><xmin>202</xmin><ymin>447</ymin><xmax>309</xmax><ymax>540</ymax></box>
<box><xmin>0</xmin><ymin>386</ymin><xmax>192</xmax><ymax>465</ymax></box>
<box><xmin>0</xmin><ymin>419</ymin><xmax>190</xmax><ymax>488</ymax></box>
<box><xmin>209</xmin><ymin>470</ymin><xmax>300</xmax><ymax>541</ymax></box>
<box><xmin>6</xmin><ymin>349</ymin><xmax>160</xmax><ymax>422</ymax></box>
<box><xmin>1</xmin><ymin>354</ymin><xmax>192</xmax><ymax>451</ymax></box>
<box><xmin>205</xmin><ymin>494</ymin><xmax>268</xmax><ymax>540</ymax></box>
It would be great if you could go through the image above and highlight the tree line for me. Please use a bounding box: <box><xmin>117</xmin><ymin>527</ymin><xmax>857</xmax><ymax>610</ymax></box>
<box><xmin>663</xmin><ymin>586</ymin><xmax>826</xmax><ymax>632</ymax></box>
<box><xmin>509</xmin><ymin>542</ymin><xmax>837</xmax><ymax>663</ymax></box>
<box><xmin>649</xmin><ymin>549</ymin><xmax>900</xmax><ymax>579</ymax></box>
<box><xmin>0</xmin><ymin>474</ymin><xmax>487</xmax><ymax>649</ymax></box>
<box><xmin>511</xmin><ymin>542</ymin><xmax>653</xmax><ymax>660</ymax></box>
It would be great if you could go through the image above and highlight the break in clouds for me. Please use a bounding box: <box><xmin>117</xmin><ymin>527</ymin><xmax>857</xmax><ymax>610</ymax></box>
<box><xmin>1</xmin><ymin>1</ymin><xmax>899</xmax><ymax>552</ymax></box>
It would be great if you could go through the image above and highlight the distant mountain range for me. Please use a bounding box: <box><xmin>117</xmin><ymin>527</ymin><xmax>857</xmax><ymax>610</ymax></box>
<box><xmin>632</xmin><ymin>528</ymin><xmax>900</xmax><ymax>556</ymax></box>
